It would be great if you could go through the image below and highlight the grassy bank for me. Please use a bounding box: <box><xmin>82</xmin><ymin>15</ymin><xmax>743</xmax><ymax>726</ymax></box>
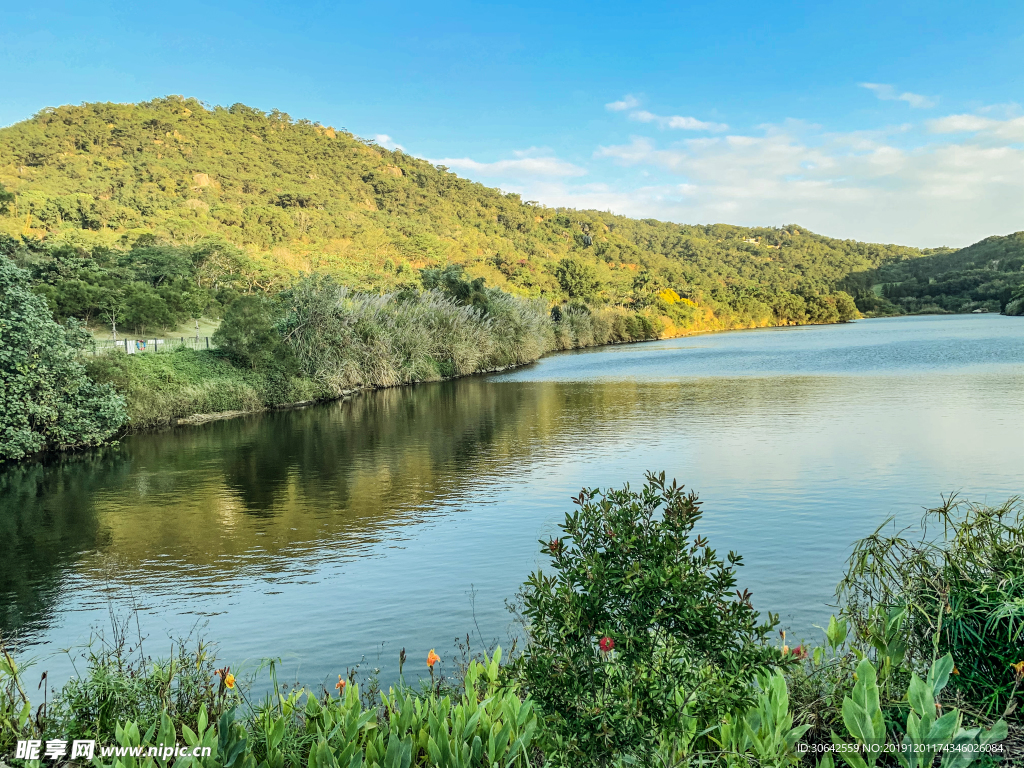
<box><xmin>82</xmin><ymin>281</ymin><xmax>672</xmax><ymax>430</ymax></box>
<box><xmin>1</xmin><ymin>479</ymin><xmax>1017</xmax><ymax>766</ymax></box>
<box><xmin>3</xmin><ymin>249</ymin><xmax>858</xmax><ymax>456</ymax></box>
<box><xmin>84</xmin><ymin>349</ymin><xmax>331</xmax><ymax>429</ymax></box>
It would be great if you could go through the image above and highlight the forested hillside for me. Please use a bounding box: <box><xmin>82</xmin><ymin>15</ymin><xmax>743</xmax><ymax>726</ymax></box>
<box><xmin>0</xmin><ymin>96</ymin><xmax>933</xmax><ymax>331</ymax></box>
<box><xmin>845</xmin><ymin>231</ymin><xmax>1024</xmax><ymax>315</ymax></box>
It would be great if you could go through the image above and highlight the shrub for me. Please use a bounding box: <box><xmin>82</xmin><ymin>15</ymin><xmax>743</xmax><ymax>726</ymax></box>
<box><xmin>515</xmin><ymin>472</ymin><xmax>781</xmax><ymax>766</ymax></box>
<box><xmin>213</xmin><ymin>295</ymin><xmax>294</xmax><ymax>372</ymax></box>
<box><xmin>838</xmin><ymin>495</ymin><xmax>1024</xmax><ymax>719</ymax></box>
<box><xmin>0</xmin><ymin>257</ymin><xmax>126</xmax><ymax>461</ymax></box>
<box><xmin>554</xmin><ymin>258</ymin><xmax>601</xmax><ymax>302</ymax></box>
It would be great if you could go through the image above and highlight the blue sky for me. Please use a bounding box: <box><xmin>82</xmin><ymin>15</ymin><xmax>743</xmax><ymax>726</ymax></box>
<box><xmin>2</xmin><ymin>0</ymin><xmax>1022</xmax><ymax>246</ymax></box>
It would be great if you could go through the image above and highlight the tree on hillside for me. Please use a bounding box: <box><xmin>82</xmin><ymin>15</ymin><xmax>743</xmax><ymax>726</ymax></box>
<box><xmin>0</xmin><ymin>183</ymin><xmax>13</xmax><ymax>214</ymax></box>
<box><xmin>555</xmin><ymin>257</ymin><xmax>601</xmax><ymax>301</ymax></box>
<box><xmin>0</xmin><ymin>258</ymin><xmax>127</xmax><ymax>461</ymax></box>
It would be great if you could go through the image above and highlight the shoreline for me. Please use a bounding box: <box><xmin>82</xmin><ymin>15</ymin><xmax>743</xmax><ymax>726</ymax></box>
<box><xmin>38</xmin><ymin>312</ymin><xmax>1010</xmax><ymax>449</ymax></box>
<box><xmin>157</xmin><ymin>320</ymin><xmax>836</xmax><ymax>431</ymax></box>
<box><xmin>146</xmin><ymin>313</ymin><xmax>995</xmax><ymax>433</ymax></box>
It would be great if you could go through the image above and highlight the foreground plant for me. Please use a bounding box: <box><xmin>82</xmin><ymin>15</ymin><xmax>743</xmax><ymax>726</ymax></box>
<box><xmin>515</xmin><ymin>471</ymin><xmax>782</xmax><ymax>767</ymax></box>
<box><xmin>830</xmin><ymin>654</ymin><xmax>1006</xmax><ymax>768</ymax></box>
<box><xmin>2</xmin><ymin>645</ymin><xmax>535</xmax><ymax>768</ymax></box>
<box><xmin>839</xmin><ymin>495</ymin><xmax>1024</xmax><ymax>718</ymax></box>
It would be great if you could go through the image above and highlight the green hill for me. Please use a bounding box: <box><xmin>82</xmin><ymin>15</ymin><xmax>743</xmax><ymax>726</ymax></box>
<box><xmin>845</xmin><ymin>232</ymin><xmax>1024</xmax><ymax>315</ymax></box>
<box><xmin>0</xmin><ymin>96</ymin><xmax>939</xmax><ymax>329</ymax></box>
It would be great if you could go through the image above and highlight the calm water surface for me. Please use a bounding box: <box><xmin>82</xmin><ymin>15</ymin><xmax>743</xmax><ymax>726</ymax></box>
<box><xmin>2</xmin><ymin>314</ymin><xmax>1022</xmax><ymax>688</ymax></box>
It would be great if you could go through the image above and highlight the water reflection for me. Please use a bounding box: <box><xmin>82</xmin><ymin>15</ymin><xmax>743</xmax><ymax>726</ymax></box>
<box><xmin>0</xmin><ymin>315</ymin><xmax>1021</xmax><ymax>691</ymax></box>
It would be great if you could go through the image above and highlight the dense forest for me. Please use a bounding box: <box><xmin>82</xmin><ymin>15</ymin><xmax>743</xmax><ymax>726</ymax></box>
<box><xmin>844</xmin><ymin>231</ymin><xmax>1024</xmax><ymax>315</ymax></box>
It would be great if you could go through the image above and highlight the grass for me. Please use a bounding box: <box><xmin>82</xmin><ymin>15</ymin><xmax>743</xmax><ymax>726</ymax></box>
<box><xmin>86</xmin><ymin>316</ymin><xmax>222</xmax><ymax>343</ymax></box>
<box><xmin>84</xmin><ymin>348</ymin><xmax>329</xmax><ymax>429</ymax></box>
<box><xmin>84</xmin><ymin>286</ymin><xmax>666</xmax><ymax>430</ymax></box>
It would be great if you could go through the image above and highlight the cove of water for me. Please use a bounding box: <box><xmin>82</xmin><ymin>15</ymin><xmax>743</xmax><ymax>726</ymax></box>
<box><xmin>2</xmin><ymin>314</ymin><xmax>1022</xmax><ymax>689</ymax></box>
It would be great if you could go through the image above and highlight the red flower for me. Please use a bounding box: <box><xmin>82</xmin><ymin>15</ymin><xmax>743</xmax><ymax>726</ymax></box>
<box><xmin>599</xmin><ymin>636</ymin><xmax>615</xmax><ymax>653</ymax></box>
<box><xmin>548</xmin><ymin>539</ymin><xmax>561</xmax><ymax>554</ymax></box>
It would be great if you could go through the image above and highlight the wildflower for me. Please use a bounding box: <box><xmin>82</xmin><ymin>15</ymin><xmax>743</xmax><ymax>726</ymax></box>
<box><xmin>599</xmin><ymin>636</ymin><xmax>615</xmax><ymax>653</ymax></box>
<box><xmin>427</xmin><ymin>649</ymin><xmax>440</xmax><ymax>669</ymax></box>
<box><xmin>782</xmin><ymin>645</ymin><xmax>789</xmax><ymax>656</ymax></box>
<box><xmin>548</xmin><ymin>539</ymin><xmax>560</xmax><ymax>554</ymax></box>
<box><xmin>214</xmin><ymin>666</ymin><xmax>233</xmax><ymax>690</ymax></box>
<box><xmin>336</xmin><ymin>675</ymin><xmax>346</xmax><ymax>693</ymax></box>
<box><xmin>952</xmin><ymin>666</ymin><xmax>960</xmax><ymax>676</ymax></box>
<box><xmin>1012</xmin><ymin>661</ymin><xmax>1024</xmax><ymax>680</ymax></box>
<box><xmin>791</xmin><ymin>645</ymin><xmax>808</xmax><ymax>660</ymax></box>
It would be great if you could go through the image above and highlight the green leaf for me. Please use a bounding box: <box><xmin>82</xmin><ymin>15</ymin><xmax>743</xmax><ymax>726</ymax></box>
<box><xmin>908</xmin><ymin>674</ymin><xmax>934</xmax><ymax>719</ymax></box>
<box><xmin>928</xmin><ymin>654</ymin><xmax>955</xmax><ymax>697</ymax></box>
<box><xmin>980</xmin><ymin>719</ymin><xmax>1007</xmax><ymax>747</ymax></box>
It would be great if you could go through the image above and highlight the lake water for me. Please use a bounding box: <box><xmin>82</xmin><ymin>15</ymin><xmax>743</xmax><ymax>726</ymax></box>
<box><xmin>2</xmin><ymin>314</ymin><xmax>1022</xmax><ymax>690</ymax></box>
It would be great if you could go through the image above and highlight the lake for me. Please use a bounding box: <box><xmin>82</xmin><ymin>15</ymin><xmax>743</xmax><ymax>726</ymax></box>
<box><xmin>2</xmin><ymin>314</ymin><xmax>1022</xmax><ymax>690</ymax></box>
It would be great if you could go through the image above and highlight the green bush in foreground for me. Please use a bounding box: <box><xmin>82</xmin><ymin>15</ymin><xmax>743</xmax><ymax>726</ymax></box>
<box><xmin>0</xmin><ymin>257</ymin><xmax>126</xmax><ymax>461</ymax></box>
<box><xmin>516</xmin><ymin>472</ymin><xmax>782</xmax><ymax>766</ymax></box>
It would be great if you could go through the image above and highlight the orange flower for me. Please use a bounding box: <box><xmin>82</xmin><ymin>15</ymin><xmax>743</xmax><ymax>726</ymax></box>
<box><xmin>336</xmin><ymin>675</ymin><xmax>346</xmax><ymax>692</ymax></box>
<box><xmin>1012</xmin><ymin>661</ymin><xmax>1024</xmax><ymax>680</ymax></box>
<box><xmin>427</xmin><ymin>649</ymin><xmax>440</xmax><ymax>669</ymax></box>
<box><xmin>224</xmin><ymin>673</ymin><xmax>235</xmax><ymax>689</ymax></box>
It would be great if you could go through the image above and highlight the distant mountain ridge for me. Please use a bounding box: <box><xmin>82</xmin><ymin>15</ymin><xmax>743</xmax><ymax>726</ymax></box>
<box><xmin>0</xmin><ymin>96</ymin><xmax>1019</xmax><ymax>316</ymax></box>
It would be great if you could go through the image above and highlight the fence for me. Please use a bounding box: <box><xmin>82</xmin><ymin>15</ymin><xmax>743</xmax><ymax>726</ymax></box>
<box><xmin>88</xmin><ymin>336</ymin><xmax>217</xmax><ymax>355</ymax></box>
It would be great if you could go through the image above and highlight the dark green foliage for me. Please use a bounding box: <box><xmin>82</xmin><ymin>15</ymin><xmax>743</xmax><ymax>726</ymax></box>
<box><xmin>1</xmin><ymin>234</ymin><xmax>242</xmax><ymax>335</ymax></box>
<box><xmin>419</xmin><ymin>264</ymin><xmax>489</xmax><ymax>309</ymax></box>
<box><xmin>1006</xmin><ymin>282</ymin><xmax>1024</xmax><ymax>316</ymax></box>
<box><xmin>0</xmin><ymin>184</ymin><xmax>12</xmax><ymax>214</ymax></box>
<box><xmin>838</xmin><ymin>495</ymin><xmax>1024</xmax><ymax>719</ymax></box>
<box><xmin>516</xmin><ymin>472</ymin><xmax>781</xmax><ymax>766</ymax></box>
<box><xmin>0</xmin><ymin>258</ymin><xmax>126</xmax><ymax>461</ymax></box>
<box><xmin>847</xmin><ymin>232</ymin><xmax>1024</xmax><ymax>315</ymax></box>
<box><xmin>213</xmin><ymin>294</ymin><xmax>293</xmax><ymax>372</ymax></box>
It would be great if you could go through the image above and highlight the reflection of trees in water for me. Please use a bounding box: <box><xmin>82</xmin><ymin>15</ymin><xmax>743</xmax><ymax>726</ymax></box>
<box><xmin>0</xmin><ymin>373</ymin><xmax>851</xmax><ymax>640</ymax></box>
<box><xmin>0</xmin><ymin>449</ymin><xmax>128</xmax><ymax>637</ymax></box>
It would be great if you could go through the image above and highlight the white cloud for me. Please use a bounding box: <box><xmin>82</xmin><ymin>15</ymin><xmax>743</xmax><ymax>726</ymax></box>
<box><xmin>628</xmin><ymin>110</ymin><xmax>729</xmax><ymax>132</ymax></box>
<box><xmin>429</xmin><ymin>99</ymin><xmax>1022</xmax><ymax>247</ymax></box>
<box><xmin>586</xmin><ymin>118</ymin><xmax>1024</xmax><ymax>246</ymax></box>
<box><xmin>432</xmin><ymin>152</ymin><xmax>586</xmax><ymax>179</ymax></box>
<box><xmin>860</xmin><ymin>83</ymin><xmax>936</xmax><ymax>109</ymax></box>
<box><xmin>928</xmin><ymin>114</ymin><xmax>1024</xmax><ymax>141</ymax></box>
<box><xmin>373</xmin><ymin>134</ymin><xmax>405</xmax><ymax>151</ymax></box>
<box><xmin>605</xmin><ymin>94</ymin><xmax>640</xmax><ymax>112</ymax></box>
